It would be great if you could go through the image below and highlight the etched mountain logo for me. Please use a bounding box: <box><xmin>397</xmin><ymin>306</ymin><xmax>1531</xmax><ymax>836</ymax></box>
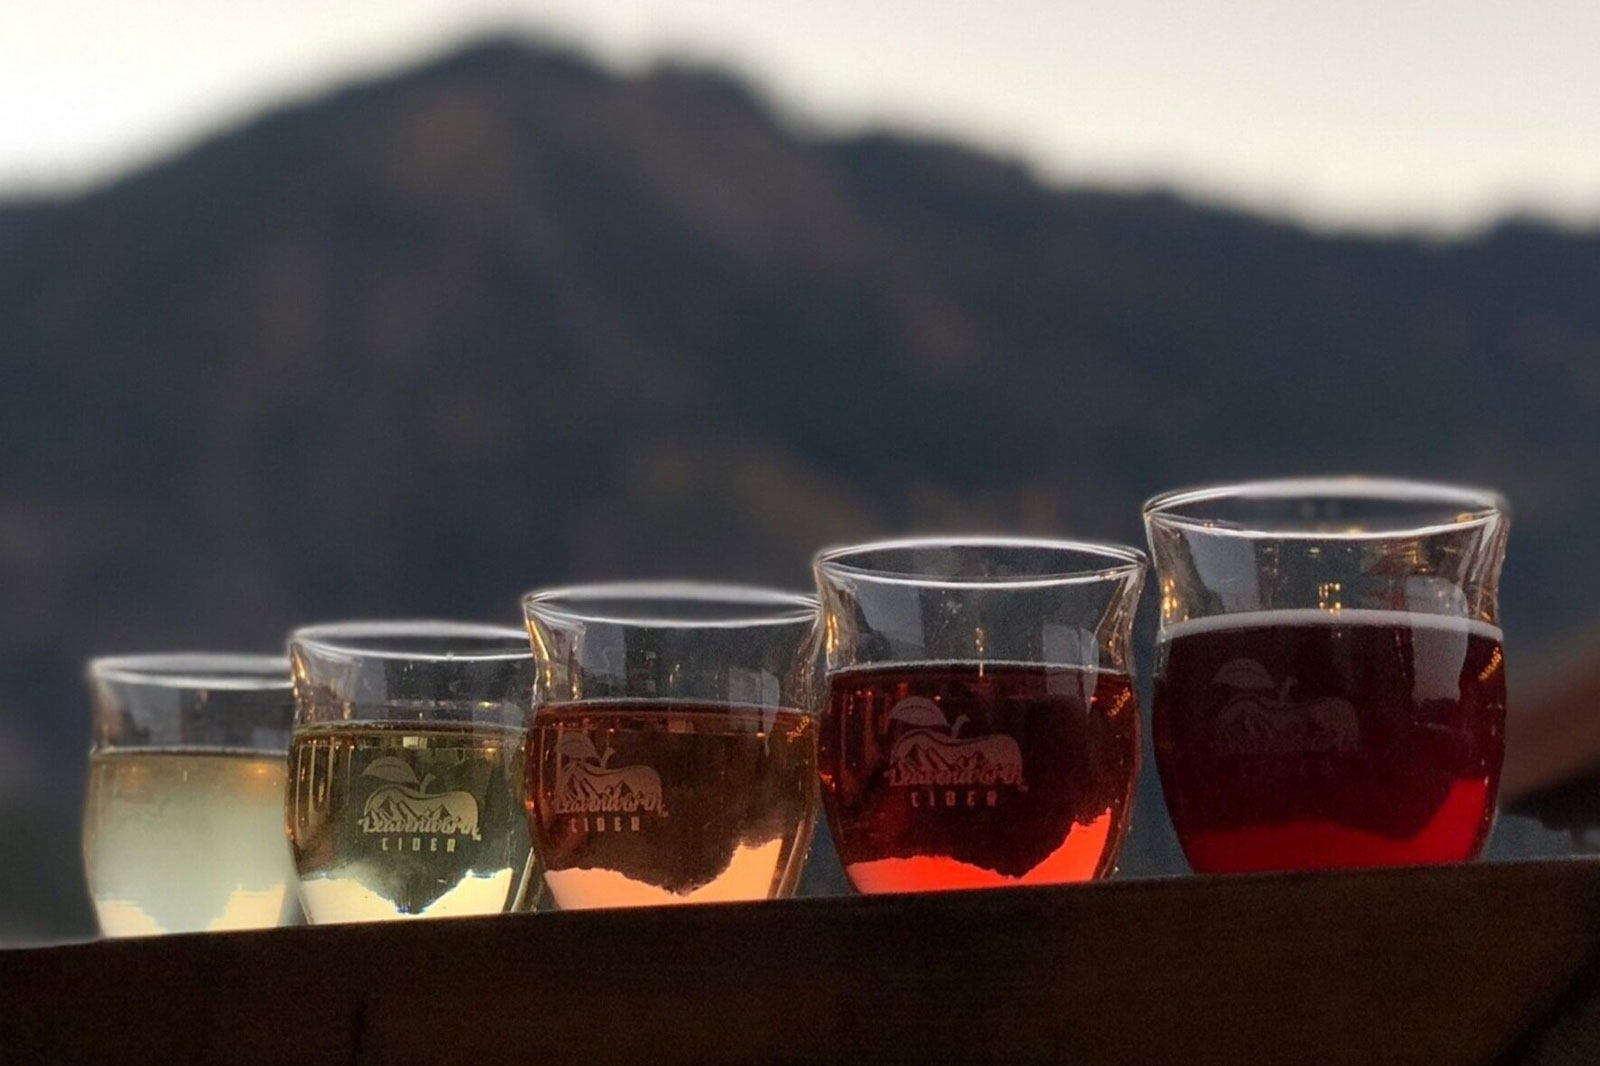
<box><xmin>358</xmin><ymin>757</ymin><xmax>481</xmax><ymax>839</ymax></box>
<box><xmin>1210</xmin><ymin>658</ymin><xmax>1361</xmax><ymax>757</ymax></box>
<box><xmin>884</xmin><ymin>696</ymin><xmax>1027</xmax><ymax>791</ymax></box>
<box><xmin>552</xmin><ymin>733</ymin><xmax>669</xmax><ymax>818</ymax></box>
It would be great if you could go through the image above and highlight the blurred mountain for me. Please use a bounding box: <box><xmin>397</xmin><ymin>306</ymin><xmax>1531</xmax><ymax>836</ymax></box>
<box><xmin>3</xmin><ymin>37</ymin><xmax>1598</xmax><ymax>939</ymax></box>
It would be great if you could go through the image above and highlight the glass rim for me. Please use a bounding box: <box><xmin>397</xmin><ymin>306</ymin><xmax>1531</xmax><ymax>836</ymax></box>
<box><xmin>289</xmin><ymin>619</ymin><xmax>532</xmax><ymax>662</ymax></box>
<box><xmin>1143</xmin><ymin>476</ymin><xmax>1509</xmax><ymax>539</ymax></box>
<box><xmin>813</xmin><ymin>535</ymin><xmax>1149</xmax><ymax>589</ymax></box>
<box><xmin>523</xmin><ymin>581</ymin><xmax>818</xmax><ymax>629</ymax></box>
<box><xmin>88</xmin><ymin>652</ymin><xmax>292</xmax><ymax>690</ymax></box>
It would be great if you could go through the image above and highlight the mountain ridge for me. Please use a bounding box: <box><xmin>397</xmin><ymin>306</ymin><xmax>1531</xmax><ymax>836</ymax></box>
<box><xmin>11</xmin><ymin>36</ymin><xmax>1595</xmax><ymax>242</ymax></box>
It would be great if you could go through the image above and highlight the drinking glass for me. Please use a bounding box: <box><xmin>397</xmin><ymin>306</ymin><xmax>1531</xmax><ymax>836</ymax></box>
<box><xmin>287</xmin><ymin>621</ymin><xmax>538</xmax><ymax>922</ymax></box>
<box><xmin>522</xmin><ymin>582</ymin><xmax>820</xmax><ymax>909</ymax></box>
<box><xmin>1144</xmin><ymin>477</ymin><xmax>1510</xmax><ymax>873</ymax></box>
<box><xmin>813</xmin><ymin>537</ymin><xmax>1147</xmax><ymax>894</ymax></box>
<box><xmin>84</xmin><ymin>654</ymin><xmax>300</xmax><ymax>937</ymax></box>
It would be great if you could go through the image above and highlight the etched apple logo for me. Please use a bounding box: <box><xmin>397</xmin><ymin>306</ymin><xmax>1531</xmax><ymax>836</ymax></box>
<box><xmin>1212</xmin><ymin>659</ymin><xmax>1360</xmax><ymax>757</ymax></box>
<box><xmin>886</xmin><ymin>697</ymin><xmax>1027</xmax><ymax>789</ymax></box>
<box><xmin>555</xmin><ymin>732</ymin><xmax>668</xmax><ymax>816</ymax></box>
<box><xmin>359</xmin><ymin>756</ymin><xmax>481</xmax><ymax>839</ymax></box>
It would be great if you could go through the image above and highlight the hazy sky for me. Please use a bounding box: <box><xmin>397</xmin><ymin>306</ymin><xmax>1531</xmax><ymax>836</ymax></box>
<box><xmin>6</xmin><ymin>0</ymin><xmax>1600</xmax><ymax>230</ymax></box>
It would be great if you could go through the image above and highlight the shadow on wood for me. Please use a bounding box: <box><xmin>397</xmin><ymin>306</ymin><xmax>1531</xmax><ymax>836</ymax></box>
<box><xmin>5</xmin><ymin>860</ymin><xmax>1600</xmax><ymax>1065</ymax></box>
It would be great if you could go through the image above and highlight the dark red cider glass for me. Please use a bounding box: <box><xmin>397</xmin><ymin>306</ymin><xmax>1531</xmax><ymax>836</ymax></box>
<box><xmin>1152</xmin><ymin>610</ymin><xmax>1504</xmax><ymax>873</ymax></box>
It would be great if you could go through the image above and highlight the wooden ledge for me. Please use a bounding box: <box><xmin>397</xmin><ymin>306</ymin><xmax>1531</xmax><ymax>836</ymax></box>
<box><xmin>6</xmin><ymin>860</ymin><xmax>1600</xmax><ymax>1065</ymax></box>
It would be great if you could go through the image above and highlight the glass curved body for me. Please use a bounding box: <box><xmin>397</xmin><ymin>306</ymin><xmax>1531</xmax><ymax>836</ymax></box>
<box><xmin>84</xmin><ymin>654</ymin><xmax>300</xmax><ymax>937</ymax></box>
<box><xmin>523</xmin><ymin>583</ymin><xmax>820</xmax><ymax>909</ymax></box>
<box><xmin>287</xmin><ymin>622</ymin><xmax>538</xmax><ymax>923</ymax></box>
<box><xmin>814</xmin><ymin>538</ymin><xmax>1147</xmax><ymax>894</ymax></box>
<box><xmin>1144</xmin><ymin>478</ymin><xmax>1510</xmax><ymax>873</ymax></box>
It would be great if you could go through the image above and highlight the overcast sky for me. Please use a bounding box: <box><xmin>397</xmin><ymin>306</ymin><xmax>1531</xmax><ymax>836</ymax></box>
<box><xmin>6</xmin><ymin>0</ymin><xmax>1600</xmax><ymax>231</ymax></box>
